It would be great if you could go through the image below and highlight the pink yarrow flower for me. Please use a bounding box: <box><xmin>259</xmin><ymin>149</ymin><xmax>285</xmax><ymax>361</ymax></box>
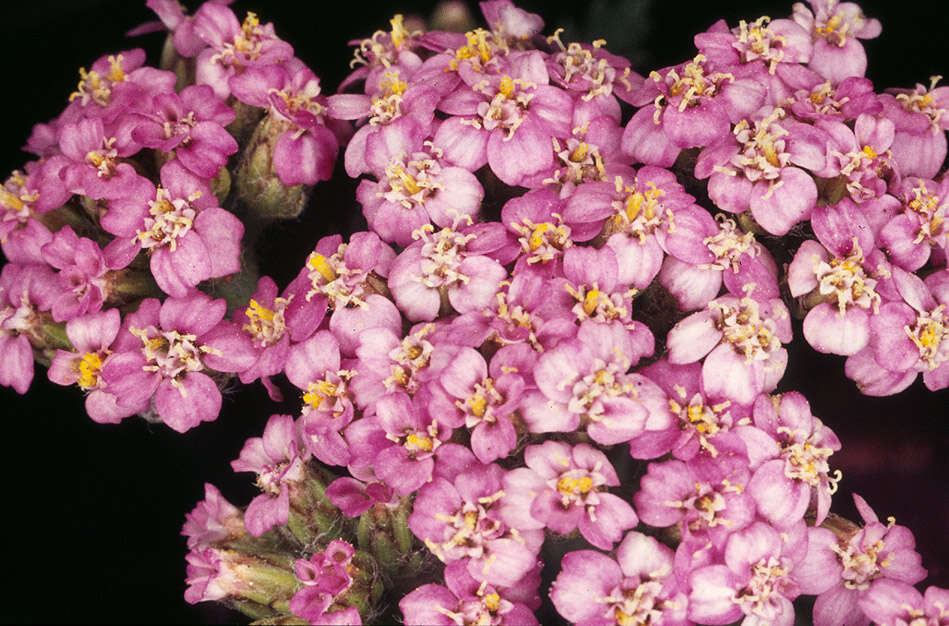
<box><xmin>735</xmin><ymin>391</ymin><xmax>842</xmax><ymax>526</ymax></box>
<box><xmin>47</xmin><ymin>308</ymin><xmax>140</xmax><ymax>424</ymax></box>
<box><xmin>499</xmin><ymin>441</ymin><xmax>638</xmax><ymax>549</ymax></box>
<box><xmin>788</xmin><ymin>198</ymin><xmax>895</xmax><ymax>356</ymax></box>
<box><xmin>791</xmin><ymin>0</ymin><xmax>882</xmax><ymax>83</ymax></box>
<box><xmin>101</xmin><ymin>293</ymin><xmax>256</xmax><ymax>432</ymax></box>
<box><xmin>399</xmin><ymin>560</ymin><xmax>538</xmax><ymax>626</ymax></box>
<box><xmin>103</xmin><ymin>160</ymin><xmax>244</xmax><ymax>298</ymax></box>
<box><xmin>809</xmin><ymin>494</ymin><xmax>927</xmax><ymax>626</ymax></box>
<box><xmin>550</xmin><ymin>531</ymin><xmax>690</xmax><ymax>625</ymax></box>
<box><xmin>289</xmin><ymin>539</ymin><xmax>361</xmax><ymax>625</ymax></box>
<box><xmin>0</xmin><ymin>263</ymin><xmax>62</xmax><ymax>394</ymax></box>
<box><xmin>666</xmin><ymin>288</ymin><xmax>791</xmax><ymax>405</ymax></box>
<box><xmin>181</xmin><ymin>482</ymin><xmax>245</xmax><ymax>550</ymax></box>
<box><xmin>407</xmin><ymin>460</ymin><xmax>543</xmax><ymax>587</ymax></box>
<box><xmin>229</xmin><ymin>60</ymin><xmax>340</xmax><ymax>185</ymax></box>
<box><xmin>130</xmin><ymin>83</ymin><xmax>238</xmax><ymax>179</ymax></box>
<box><xmin>231</xmin><ymin>414</ymin><xmax>310</xmax><ymax>536</ymax></box>
<box><xmin>192</xmin><ymin>4</ymin><xmax>294</xmax><ymax>99</ymax></box>
<box><xmin>695</xmin><ymin>106</ymin><xmax>826</xmax><ymax>236</ymax></box>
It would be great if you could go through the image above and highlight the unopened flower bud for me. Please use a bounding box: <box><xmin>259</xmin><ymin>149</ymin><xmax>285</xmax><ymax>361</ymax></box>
<box><xmin>235</xmin><ymin>115</ymin><xmax>311</xmax><ymax>220</ymax></box>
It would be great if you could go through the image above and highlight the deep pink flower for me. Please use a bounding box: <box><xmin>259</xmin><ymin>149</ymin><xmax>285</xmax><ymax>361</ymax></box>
<box><xmin>549</xmin><ymin>531</ymin><xmax>689</xmax><ymax>625</ymax></box>
<box><xmin>809</xmin><ymin>494</ymin><xmax>927</xmax><ymax>626</ymax></box>
<box><xmin>435</xmin><ymin>56</ymin><xmax>574</xmax><ymax>186</ymax></box>
<box><xmin>407</xmin><ymin>461</ymin><xmax>543</xmax><ymax>587</ymax></box>
<box><xmin>341</xmin><ymin>14</ymin><xmax>423</xmax><ymax>92</ymax></box>
<box><xmin>880</xmin><ymin>76</ymin><xmax>949</xmax><ymax>179</ymax></box>
<box><xmin>331</xmin><ymin>64</ymin><xmax>443</xmax><ymax>178</ymax></box>
<box><xmin>786</xmin><ymin>77</ymin><xmax>881</xmax><ymax>122</ymax></box>
<box><xmin>695</xmin><ymin>16</ymin><xmax>818</xmax><ymax>103</ymax></box>
<box><xmin>399</xmin><ymin>561</ymin><xmax>538</xmax><ymax>626</ymax></box>
<box><xmin>0</xmin><ymin>164</ymin><xmax>70</xmax><ymax>264</ymax></box>
<box><xmin>283</xmin><ymin>231</ymin><xmax>398</xmax><ymax>355</ymax></box>
<box><xmin>855</xmin><ymin>267</ymin><xmax>949</xmax><ymax>393</ymax></box>
<box><xmin>325</xmin><ymin>467</ymin><xmax>394</xmax><ymax>518</ymax></box>
<box><xmin>46</xmin><ymin>308</ymin><xmax>140</xmax><ymax>423</ymax></box>
<box><xmin>634</xmin><ymin>451</ymin><xmax>756</xmax><ymax>551</ymax></box>
<box><xmin>289</xmin><ymin>539</ymin><xmax>361</xmax><ymax>625</ymax></box>
<box><xmin>192</xmin><ymin>4</ymin><xmax>294</xmax><ymax>99</ymax></box>
<box><xmin>545</xmin><ymin>32</ymin><xmax>645</xmax><ymax>121</ymax></box>
<box><xmin>355</xmin><ymin>136</ymin><xmax>484</xmax><ymax>247</ymax></box>
<box><xmin>0</xmin><ymin>263</ymin><xmax>62</xmax><ymax>394</ymax></box>
<box><xmin>881</xmin><ymin>176</ymin><xmax>949</xmax><ymax>270</ymax></box>
<box><xmin>102</xmin><ymin>160</ymin><xmax>244</xmax><ymax>297</ymax></box>
<box><xmin>636</xmin><ymin>358</ymin><xmax>754</xmax><ymax>461</ymax></box>
<box><xmin>524</xmin><ymin>115</ymin><xmax>625</xmax><ymax>196</ymax></box>
<box><xmin>695</xmin><ymin>106</ymin><xmax>826</xmax><ymax>236</ymax></box>
<box><xmin>232</xmin><ymin>276</ymin><xmax>294</xmax><ymax>396</ymax></box>
<box><xmin>181</xmin><ymin>483</ymin><xmax>245</xmax><ymax>550</ymax></box>
<box><xmin>58</xmin><ymin>117</ymin><xmax>147</xmax><ymax>201</ymax></box>
<box><xmin>813</xmin><ymin>112</ymin><xmax>896</xmax><ymax>203</ymax></box>
<box><xmin>622</xmin><ymin>54</ymin><xmax>766</xmax><ymax>166</ymax></box>
<box><xmin>388</xmin><ymin>222</ymin><xmax>507</xmax><ymax>322</ymax></box>
<box><xmin>427</xmin><ymin>345</ymin><xmax>522</xmax><ymax>463</ymax></box>
<box><xmin>63</xmin><ymin>48</ymin><xmax>176</xmax><ymax>123</ymax></box>
<box><xmin>666</xmin><ymin>290</ymin><xmax>791</xmax><ymax>405</ymax></box>
<box><xmin>285</xmin><ymin>330</ymin><xmax>357</xmax><ymax>466</ymax></box>
<box><xmin>345</xmin><ymin>391</ymin><xmax>453</xmax><ymax>496</ymax></box>
<box><xmin>231</xmin><ymin>414</ymin><xmax>310</xmax><ymax>536</ymax></box>
<box><xmin>658</xmin><ymin>213</ymin><xmax>781</xmax><ymax>311</ymax></box>
<box><xmin>349</xmin><ymin>322</ymin><xmax>442</xmax><ymax>409</ymax></box>
<box><xmin>564</xmin><ymin>165</ymin><xmax>713</xmax><ymax>288</ymax></box>
<box><xmin>41</xmin><ymin>226</ymin><xmax>126</xmax><ymax>322</ymax></box>
<box><xmin>859</xmin><ymin>580</ymin><xmax>949</xmax><ymax>626</ymax></box>
<box><xmin>788</xmin><ymin>199</ymin><xmax>896</xmax><ymax>356</ymax></box>
<box><xmin>101</xmin><ymin>293</ymin><xmax>256</xmax><ymax>432</ymax></box>
<box><xmin>131</xmin><ymin>83</ymin><xmax>237</xmax><ymax>179</ymax></box>
<box><xmin>230</xmin><ymin>60</ymin><xmax>339</xmax><ymax>185</ymax></box>
<box><xmin>687</xmin><ymin>521</ymin><xmax>809</xmax><ymax>626</ymax></box>
<box><xmin>500</xmin><ymin>441</ymin><xmax>637</xmax><ymax>549</ymax></box>
<box><xmin>736</xmin><ymin>392</ymin><xmax>842</xmax><ymax>525</ymax></box>
<box><xmin>792</xmin><ymin>0</ymin><xmax>882</xmax><ymax>82</ymax></box>
<box><xmin>520</xmin><ymin>321</ymin><xmax>656</xmax><ymax>443</ymax></box>
<box><xmin>500</xmin><ymin>188</ymin><xmax>573</xmax><ymax>274</ymax></box>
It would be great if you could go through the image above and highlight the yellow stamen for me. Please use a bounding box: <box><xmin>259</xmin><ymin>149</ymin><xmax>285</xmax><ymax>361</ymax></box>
<box><xmin>77</xmin><ymin>352</ymin><xmax>103</xmax><ymax>390</ymax></box>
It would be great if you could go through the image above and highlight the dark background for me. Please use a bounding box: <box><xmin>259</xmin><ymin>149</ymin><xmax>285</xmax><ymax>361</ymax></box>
<box><xmin>1</xmin><ymin>0</ymin><xmax>946</xmax><ymax>623</ymax></box>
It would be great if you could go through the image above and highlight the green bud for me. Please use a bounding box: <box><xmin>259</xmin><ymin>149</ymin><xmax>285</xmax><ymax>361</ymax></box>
<box><xmin>234</xmin><ymin>115</ymin><xmax>311</xmax><ymax>221</ymax></box>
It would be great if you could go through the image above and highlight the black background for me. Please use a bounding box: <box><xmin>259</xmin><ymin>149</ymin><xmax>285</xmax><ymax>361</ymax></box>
<box><xmin>1</xmin><ymin>0</ymin><xmax>947</xmax><ymax>623</ymax></box>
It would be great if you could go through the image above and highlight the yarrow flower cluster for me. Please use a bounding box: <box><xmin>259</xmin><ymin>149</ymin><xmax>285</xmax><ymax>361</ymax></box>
<box><xmin>2</xmin><ymin>0</ymin><xmax>948</xmax><ymax>624</ymax></box>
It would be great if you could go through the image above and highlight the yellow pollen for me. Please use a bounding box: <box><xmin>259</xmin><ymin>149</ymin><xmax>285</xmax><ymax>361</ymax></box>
<box><xmin>381</xmin><ymin>72</ymin><xmax>408</xmax><ymax>96</ymax></box>
<box><xmin>499</xmin><ymin>75</ymin><xmax>516</xmax><ymax>98</ymax></box>
<box><xmin>106</xmin><ymin>55</ymin><xmax>126</xmax><ymax>83</ymax></box>
<box><xmin>862</xmin><ymin>145</ymin><xmax>878</xmax><ymax>159</ymax></box>
<box><xmin>86</xmin><ymin>151</ymin><xmax>105</xmax><ymax>167</ymax></box>
<box><xmin>0</xmin><ymin>189</ymin><xmax>24</xmax><ymax>212</ymax></box>
<box><xmin>303</xmin><ymin>379</ymin><xmax>339</xmax><ymax>409</ymax></box>
<box><xmin>77</xmin><ymin>352</ymin><xmax>103</xmax><ymax>390</ymax></box>
<box><xmin>390</xmin><ymin>14</ymin><xmax>408</xmax><ymax>48</ymax></box>
<box><xmin>528</xmin><ymin>222</ymin><xmax>551</xmax><ymax>250</ymax></box>
<box><xmin>406</xmin><ymin>432</ymin><xmax>434</xmax><ymax>452</ymax></box>
<box><xmin>464</xmin><ymin>510</ymin><xmax>478</xmax><ymax>530</ymax></box>
<box><xmin>557</xmin><ymin>475</ymin><xmax>594</xmax><ymax>495</ymax></box>
<box><xmin>483</xmin><ymin>592</ymin><xmax>501</xmax><ymax>612</ymax></box>
<box><xmin>569</xmin><ymin>143</ymin><xmax>589</xmax><ymax>162</ymax></box>
<box><xmin>242</xmin><ymin>12</ymin><xmax>260</xmax><ymax>35</ymax></box>
<box><xmin>308</xmin><ymin>253</ymin><xmax>337</xmax><ymax>282</ymax></box>
<box><xmin>583</xmin><ymin>289</ymin><xmax>600</xmax><ymax>316</ymax></box>
<box><xmin>468</xmin><ymin>393</ymin><xmax>487</xmax><ymax>417</ymax></box>
<box><xmin>245</xmin><ymin>299</ymin><xmax>275</xmax><ymax>323</ymax></box>
<box><xmin>392</xmin><ymin>165</ymin><xmax>422</xmax><ymax>195</ymax></box>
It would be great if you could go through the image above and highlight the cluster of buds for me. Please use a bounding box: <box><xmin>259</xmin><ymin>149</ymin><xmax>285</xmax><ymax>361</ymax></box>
<box><xmin>2</xmin><ymin>0</ymin><xmax>948</xmax><ymax>624</ymax></box>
